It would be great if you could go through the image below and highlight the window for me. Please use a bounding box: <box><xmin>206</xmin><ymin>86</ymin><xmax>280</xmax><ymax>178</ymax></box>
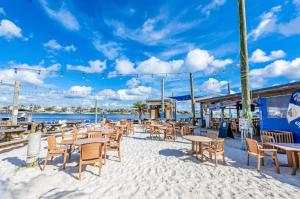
<box><xmin>266</xmin><ymin>95</ymin><xmax>291</xmax><ymax>118</ymax></box>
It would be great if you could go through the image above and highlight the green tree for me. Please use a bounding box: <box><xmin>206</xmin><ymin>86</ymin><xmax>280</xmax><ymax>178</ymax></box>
<box><xmin>133</xmin><ymin>101</ymin><xmax>147</xmax><ymax>120</ymax></box>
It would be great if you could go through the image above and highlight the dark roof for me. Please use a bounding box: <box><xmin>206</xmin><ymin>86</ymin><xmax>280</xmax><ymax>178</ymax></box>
<box><xmin>196</xmin><ymin>81</ymin><xmax>300</xmax><ymax>104</ymax></box>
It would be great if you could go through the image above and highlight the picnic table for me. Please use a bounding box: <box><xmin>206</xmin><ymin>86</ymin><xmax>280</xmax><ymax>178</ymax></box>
<box><xmin>0</xmin><ymin>128</ymin><xmax>27</xmax><ymax>140</ymax></box>
<box><xmin>45</xmin><ymin>123</ymin><xmax>63</xmax><ymax>132</ymax></box>
<box><xmin>0</xmin><ymin>125</ymin><xmax>20</xmax><ymax>129</ymax></box>
<box><xmin>183</xmin><ymin>135</ymin><xmax>212</xmax><ymax>160</ymax></box>
<box><xmin>268</xmin><ymin>143</ymin><xmax>300</xmax><ymax>175</ymax></box>
<box><xmin>66</xmin><ymin>121</ymin><xmax>82</xmax><ymax>128</ymax></box>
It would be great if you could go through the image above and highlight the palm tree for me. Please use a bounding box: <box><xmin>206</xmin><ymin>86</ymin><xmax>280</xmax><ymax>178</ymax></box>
<box><xmin>133</xmin><ymin>101</ymin><xmax>147</xmax><ymax>120</ymax></box>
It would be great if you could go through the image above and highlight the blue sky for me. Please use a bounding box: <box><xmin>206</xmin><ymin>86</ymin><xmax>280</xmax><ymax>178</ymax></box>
<box><xmin>0</xmin><ymin>0</ymin><xmax>300</xmax><ymax>109</ymax></box>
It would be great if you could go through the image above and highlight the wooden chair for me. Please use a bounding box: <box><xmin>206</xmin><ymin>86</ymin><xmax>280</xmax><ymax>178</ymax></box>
<box><xmin>203</xmin><ymin>138</ymin><xmax>225</xmax><ymax>167</ymax></box>
<box><xmin>231</xmin><ymin>121</ymin><xmax>238</xmax><ymax>134</ymax></box>
<box><xmin>78</xmin><ymin>143</ymin><xmax>104</xmax><ymax>180</ymax></box>
<box><xmin>88</xmin><ymin>131</ymin><xmax>102</xmax><ymax>138</ymax></box>
<box><xmin>260</xmin><ymin>135</ymin><xmax>275</xmax><ymax>149</ymax></box>
<box><xmin>107</xmin><ymin>132</ymin><xmax>122</xmax><ymax>161</ymax></box>
<box><xmin>61</xmin><ymin>129</ymin><xmax>72</xmax><ymax>140</ymax></box>
<box><xmin>150</xmin><ymin>125</ymin><xmax>161</xmax><ymax>139</ymax></box>
<box><xmin>246</xmin><ymin>138</ymin><xmax>280</xmax><ymax>173</ymax></box>
<box><xmin>207</xmin><ymin>131</ymin><xmax>218</xmax><ymax>139</ymax></box>
<box><xmin>43</xmin><ymin>136</ymin><xmax>67</xmax><ymax>171</ymax></box>
<box><xmin>164</xmin><ymin>127</ymin><xmax>175</xmax><ymax>141</ymax></box>
<box><xmin>181</xmin><ymin>126</ymin><xmax>193</xmax><ymax>136</ymax></box>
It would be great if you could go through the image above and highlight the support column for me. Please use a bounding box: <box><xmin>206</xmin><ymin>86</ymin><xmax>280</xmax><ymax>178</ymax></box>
<box><xmin>190</xmin><ymin>73</ymin><xmax>196</xmax><ymax>126</ymax></box>
<box><xmin>200</xmin><ymin>103</ymin><xmax>204</xmax><ymax>127</ymax></box>
<box><xmin>95</xmin><ymin>99</ymin><xmax>98</xmax><ymax>124</ymax></box>
<box><xmin>12</xmin><ymin>80</ymin><xmax>20</xmax><ymax>125</ymax></box>
<box><xmin>161</xmin><ymin>78</ymin><xmax>165</xmax><ymax>121</ymax></box>
<box><xmin>238</xmin><ymin>0</ymin><xmax>252</xmax><ymax>120</ymax></box>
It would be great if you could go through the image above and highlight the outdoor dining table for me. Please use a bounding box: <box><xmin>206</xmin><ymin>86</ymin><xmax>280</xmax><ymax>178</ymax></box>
<box><xmin>268</xmin><ymin>143</ymin><xmax>300</xmax><ymax>175</ymax></box>
<box><xmin>0</xmin><ymin>128</ymin><xmax>27</xmax><ymax>140</ymax></box>
<box><xmin>183</xmin><ymin>135</ymin><xmax>213</xmax><ymax>160</ymax></box>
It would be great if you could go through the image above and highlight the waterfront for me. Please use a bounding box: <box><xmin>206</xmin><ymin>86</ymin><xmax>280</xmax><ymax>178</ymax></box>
<box><xmin>0</xmin><ymin>113</ymin><xmax>191</xmax><ymax>123</ymax></box>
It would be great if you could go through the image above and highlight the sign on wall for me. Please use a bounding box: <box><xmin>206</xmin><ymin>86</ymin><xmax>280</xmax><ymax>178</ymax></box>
<box><xmin>287</xmin><ymin>89</ymin><xmax>300</xmax><ymax>131</ymax></box>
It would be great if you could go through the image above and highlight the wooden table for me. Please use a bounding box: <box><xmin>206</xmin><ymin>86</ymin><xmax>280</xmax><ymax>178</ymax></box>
<box><xmin>74</xmin><ymin>137</ymin><xmax>109</xmax><ymax>145</ymax></box>
<box><xmin>66</xmin><ymin>121</ymin><xmax>82</xmax><ymax>128</ymax></box>
<box><xmin>183</xmin><ymin>135</ymin><xmax>212</xmax><ymax>159</ymax></box>
<box><xmin>269</xmin><ymin>143</ymin><xmax>300</xmax><ymax>175</ymax></box>
<box><xmin>46</xmin><ymin>123</ymin><xmax>63</xmax><ymax>132</ymax></box>
<box><xmin>0</xmin><ymin>128</ymin><xmax>27</xmax><ymax>140</ymax></box>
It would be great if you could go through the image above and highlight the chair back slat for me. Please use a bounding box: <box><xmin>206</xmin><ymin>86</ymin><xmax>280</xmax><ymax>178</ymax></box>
<box><xmin>81</xmin><ymin>143</ymin><xmax>102</xmax><ymax>161</ymax></box>
<box><xmin>246</xmin><ymin>138</ymin><xmax>259</xmax><ymax>154</ymax></box>
<box><xmin>207</xmin><ymin>131</ymin><xmax>218</xmax><ymax>139</ymax></box>
<box><xmin>48</xmin><ymin>136</ymin><xmax>57</xmax><ymax>149</ymax></box>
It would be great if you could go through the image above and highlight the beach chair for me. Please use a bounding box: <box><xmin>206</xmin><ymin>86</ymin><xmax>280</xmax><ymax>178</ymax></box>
<box><xmin>43</xmin><ymin>136</ymin><xmax>67</xmax><ymax>171</ymax></box>
<box><xmin>107</xmin><ymin>131</ymin><xmax>122</xmax><ymax>161</ymax></box>
<box><xmin>78</xmin><ymin>143</ymin><xmax>104</xmax><ymax>180</ymax></box>
<box><xmin>203</xmin><ymin>138</ymin><xmax>225</xmax><ymax>167</ymax></box>
<box><xmin>246</xmin><ymin>138</ymin><xmax>280</xmax><ymax>173</ymax></box>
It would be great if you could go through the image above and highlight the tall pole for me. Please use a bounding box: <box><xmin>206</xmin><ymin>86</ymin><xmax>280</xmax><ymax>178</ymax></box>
<box><xmin>238</xmin><ymin>0</ymin><xmax>252</xmax><ymax>120</ymax></box>
<box><xmin>95</xmin><ymin>99</ymin><xmax>98</xmax><ymax>124</ymax></box>
<box><xmin>161</xmin><ymin>78</ymin><xmax>165</xmax><ymax>121</ymax></box>
<box><xmin>189</xmin><ymin>72</ymin><xmax>196</xmax><ymax>126</ymax></box>
<box><xmin>228</xmin><ymin>82</ymin><xmax>232</xmax><ymax>119</ymax></box>
<box><xmin>12</xmin><ymin>80</ymin><xmax>20</xmax><ymax>125</ymax></box>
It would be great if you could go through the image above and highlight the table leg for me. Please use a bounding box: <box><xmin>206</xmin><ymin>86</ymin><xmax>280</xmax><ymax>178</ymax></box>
<box><xmin>286</xmin><ymin>151</ymin><xmax>293</xmax><ymax>167</ymax></box>
<box><xmin>187</xmin><ymin>141</ymin><xmax>195</xmax><ymax>155</ymax></box>
<box><xmin>199</xmin><ymin>142</ymin><xmax>203</xmax><ymax>160</ymax></box>
<box><xmin>291</xmin><ymin>151</ymin><xmax>297</xmax><ymax>175</ymax></box>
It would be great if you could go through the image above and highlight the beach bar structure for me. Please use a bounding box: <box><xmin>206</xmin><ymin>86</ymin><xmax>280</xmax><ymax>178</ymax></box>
<box><xmin>196</xmin><ymin>81</ymin><xmax>300</xmax><ymax>142</ymax></box>
<box><xmin>146</xmin><ymin>99</ymin><xmax>174</xmax><ymax>120</ymax></box>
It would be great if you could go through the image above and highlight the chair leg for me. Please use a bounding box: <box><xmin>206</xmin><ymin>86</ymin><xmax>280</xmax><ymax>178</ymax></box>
<box><xmin>118</xmin><ymin>147</ymin><xmax>121</xmax><ymax>162</ymax></box>
<box><xmin>214</xmin><ymin>154</ymin><xmax>217</xmax><ymax>167</ymax></box>
<box><xmin>43</xmin><ymin>153</ymin><xmax>49</xmax><ymax>171</ymax></box>
<box><xmin>247</xmin><ymin>153</ymin><xmax>250</xmax><ymax>166</ymax></box>
<box><xmin>274</xmin><ymin>155</ymin><xmax>280</xmax><ymax>174</ymax></box>
<box><xmin>103</xmin><ymin>144</ymin><xmax>107</xmax><ymax>165</ymax></box>
<box><xmin>223</xmin><ymin>153</ymin><xmax>225</xmax><ymax>165</ymax></box>
<box><xmin>98</xmin><ymin>159</ymin><xmax>102</xmax><ymax>176</ymax></box>
<box><xmin>78</xmin><ymin>161</ymin><xmax>82</xmax><ymax>180</ymax></box>
<box><xmin>257</xmin><ymin>157</ymin><xmax>261</xmax><ymax>172</ymax></box>
<box><xmin>63</xmin><ymin>151</ymin><xmax>67</xmax><ymax>169</ymax></box>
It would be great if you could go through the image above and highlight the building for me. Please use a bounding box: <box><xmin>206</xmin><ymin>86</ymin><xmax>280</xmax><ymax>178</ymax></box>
<box><xmin>146</xmin><ymin>99</ymin><xmax>174</xmax><ymax>120</ymax></box>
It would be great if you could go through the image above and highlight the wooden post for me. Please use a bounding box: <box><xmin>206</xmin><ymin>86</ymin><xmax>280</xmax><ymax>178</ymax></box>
<box><xmin>95</xmin><ymin>99</ymin><xmax>98</xmax><ymax>124</ymax></box>
<box><xmin>238</xmin><ymin>0</ymin><xmax>252</xmax><ymax>120</ymax></box>
<box><xmin>161</xmin><ymin>78</ymin><xmax>165</xmax><ymax>121</ymax></box>
<box><xmin>189</xmin><ymin>73</ymin><xmax>196</xmax><ymax>126</ymax></box>
<box><xmin>12</xmin><ymin>80</ymin><xmax>20</xmax><ymax>125</ymax></box>
<box><xmin>200</xmin><ymin>103</ymin><xmax>204</xmax><ymax>127</ymax></box>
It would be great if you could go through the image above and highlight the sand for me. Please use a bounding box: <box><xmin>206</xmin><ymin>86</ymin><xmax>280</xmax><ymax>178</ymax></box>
<box><xmin>0</xmin><ymin>126</ymin><xmax>299</xmax><ymax>199</ymax></box>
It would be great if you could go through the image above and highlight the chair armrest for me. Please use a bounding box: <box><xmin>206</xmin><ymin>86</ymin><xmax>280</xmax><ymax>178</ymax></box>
<box><xmin>260</xmin><ymin>148</ymin><xmax>277</xmax><ymax>152</ymax></box>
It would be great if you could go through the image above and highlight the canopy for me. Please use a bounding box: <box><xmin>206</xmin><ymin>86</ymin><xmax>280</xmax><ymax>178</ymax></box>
<box><xmin>168</xmin><ymin>95</ymin><xmax>192</xmax><ymax>101</ymax></box>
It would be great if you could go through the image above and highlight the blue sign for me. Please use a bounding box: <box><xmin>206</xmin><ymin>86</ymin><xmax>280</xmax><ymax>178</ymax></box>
<box><xmin>287</xmin><ymin>89</ymin><xmax>300</xmax><ymax>142</ymax></box>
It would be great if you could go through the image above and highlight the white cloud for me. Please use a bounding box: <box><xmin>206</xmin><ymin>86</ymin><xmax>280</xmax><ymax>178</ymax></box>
<box><xmin>250</xmin><ymin>58</ymin><xmax>300</xmax><ymax>79</ymax></box>
<box><xmin>97</xmin><ymin>86</ymin><xmax>152</xmax><ymax>101</ymax></box>
<box><xmin>66</xmin><ymin>86</ymin><xmax>92</xmax><ymax>98</ymax></box>
<box><xmin>136</xmin><ymin>57</ymin><xmax>184</xmax><ymax>74</ymax></box>
<box><xmin>0</xmin><ymin>63</ymin><xmax>60</xmax><ymax>86</ymax></box>
<box><xmin>105</xmin><ymin>14</ymin><xmax>199</xmax><ymax>46</ymax></box>
<box><xmin>126</xmin><ymin>78</ymin><xmax>140</xmax><ymax>88</ymax></box>
<box><xmin>115</xmin><ymin>59</ymin><xmax>135</xmax><ymax>74</ymax></box>
<box><xmin>93</xmin><ymin>39</ymin><xmax>121</xmax><ymax>60</ymax></box>
<box><xmin>200</xmin><ymin>0</ymin><xmax>226</xmax><ymax>16</ymax></box>
<box><xmin>185</xmin><ymin>49</ymin><xmax>232</xmax><ymax>73</ymax></box>
<box><xmin>0</xmin><ymin>19</ymin><xmax>22</xmax><ymax>39</ymax></box>
<box><xmin>43</xmin><ymin>39</ymin><xmax>76</xmax><ymax>52</ymax></box>
<box><xmin>0</xmin><ymin>7</ymin><xmax>6</xmax><ymax>16</ymax></box>
<box><xmin>67</xmin><ymin>60</ymin><xmax>106</xmax><ymax>74</ymax></box>
<box><xmin>39</xmin><ymin>0</ymin><xmax>80</xmax><ymax>31</ymax></box>
<box><xmin>249</xmin><ymin>3</ymin><xmax>300</xmax><ymax>40</ymax></box>
<box><xmin>200</xmin><ymin>78</ymin><xmax>228</xmax><ymax>93</ymax></box>
<box><xmin>250</xmin><ymin>49</ymin><xmax>286</xmax><ymax>63</ymax></box>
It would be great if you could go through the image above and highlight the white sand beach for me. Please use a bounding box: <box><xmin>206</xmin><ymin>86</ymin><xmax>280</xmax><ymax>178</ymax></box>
<box><xmin>0</xmin><ymin>126</ymin><xmax>299</xmax><ymax>199</ymax></box>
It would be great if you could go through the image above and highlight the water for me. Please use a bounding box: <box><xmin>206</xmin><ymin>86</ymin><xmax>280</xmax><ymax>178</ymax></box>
<box><xmin>0</xmin><ymin>113</ymin><xmax>191</xmax><ymax>123</ymax></box>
